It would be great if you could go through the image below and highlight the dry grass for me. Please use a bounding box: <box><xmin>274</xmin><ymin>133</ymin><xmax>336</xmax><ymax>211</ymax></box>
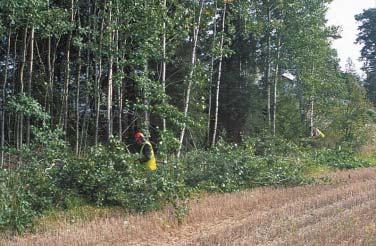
<box><xmin>2</xmin><ymin>168</ymin><xmax>376</xmax><ymax>246</ymax></box>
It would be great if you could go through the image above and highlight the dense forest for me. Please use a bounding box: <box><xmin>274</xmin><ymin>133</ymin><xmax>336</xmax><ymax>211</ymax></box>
<box><xmin>0</xmin><ymin>0</ymin><xmax>372</xmax><ymax>156</ymax></box>
<box><xmin>1</xmin><ymin>0</ymin><xmax>376</xmax><ymax>234</ymax></box>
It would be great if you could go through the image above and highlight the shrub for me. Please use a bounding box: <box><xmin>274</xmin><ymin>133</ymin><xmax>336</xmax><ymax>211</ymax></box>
<box><xmin>313</xmin><ymin>148</ymin><xmax>373</xmax><ymax>169</ymax></box>
<box><xmin>252</xmin><ymin>136</ymin><xmax>303</xmax><ymax>157</ymax></box>
<box><xmin>0</xmin><ymin>170</ymin><xmax>35</xmax><ymax>234</ymax></box>
<box><xmin>2</xmin><ymin>132</ymin><xmax>371</xmax><ymax>235</ymax></box>
<box><xmin>58</xmin><ymin>138</ymin><xmax>190</xmax><ymax>212</ymax></box>
<box><xmin>0</xmin><ymin>127</ymin><xmax>75</xmax><ymax>233</ymax></box>
<box><xmin>0</xmin><ymin>164</ymin><xmax>65</xmax><ymax>234</ymax></box>
<box><xmin>181</xmin><ymin>140</ymin><xmax>312</xmax><ymax>192</ymax></box>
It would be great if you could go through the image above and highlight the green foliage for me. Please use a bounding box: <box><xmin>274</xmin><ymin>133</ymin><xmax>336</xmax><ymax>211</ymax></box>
<box><xmin>158</xmin><ymin>130</ymin><xmax>180</xmax><ymax>159</ymax></box>
<box><xmin>0</xmin><ymin>125</ymin><xmax>73</xmax><ymax>233</ymax></box>
<box><xmin>252</xmin><ymin>136</ymin><xmax>302</xmax><ymax>157</ymax></box>
<box><xmin>1</xmin><ymin>1</ymin><xmax>376</xmax><ymax>234</ymax></box>
<box><xmin>6</xmin><ymin>95</ymin><xmax>50</xmax><ymax>121</ymax></box>
<box><xmin>0</xmin><ymin>170</ymin><xmax>35</xmax><ymax>234</ymax></box>
<box><xmin>182</xmin><ymin>139</ymin><xmax>312</xmax><ymax>192</ymax></box>
<box><xmin>356</xmin><ymin>8</ymin><xmax>376</xmax><ymax>105</ymax></box>
<box><xmin>1</xmin><ymin>132</ymin><xmax>375</xmax><ymax>234</ymax></box>
<box><xmin>0</xmin><ymin>161</ymin><xmax>65</xmax><ymax>234</ymax></box>
<box><xmin>57</xmin><ymin>138</ymin><xmax>190</xmax><ymax>213</ymax></box>
<box><xmin>313</xmin><ymin>148</ymin><xmax>373</xmax><ymax>169</ymax></box>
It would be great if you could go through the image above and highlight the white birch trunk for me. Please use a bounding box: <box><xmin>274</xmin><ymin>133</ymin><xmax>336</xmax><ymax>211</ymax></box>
<box><xmin>75</xmin><ymin>45</ymin><xmax>82</xmax><ymax>155</ymax></box>
<box><xmin>310</xmin><ymin>96</ymin><xmax>314</xmax><ymax>137</ymax></box>
<box><xmin>115</xmin><ymin>3</ymin><xmax>123</xmax><ymax>141</ymax></box>
<box><xmin>143</xmin><ymin>63</ymin><xmax>150</xmax><ymax>138</ymax></box>
<box><xmin>207</xmin><ymin>0</ymin><xmax>218</xmax><ymax>146</ymax></box>
<box><xmin>95</xmin><ymin>13</ymin><xmax>105</xmax><ymax>145</ymax></box>
<box><xmin>62</xmin><ymin>0</ymin><xmax>75</xmax><ymax>136</ymax></box>
<box><xmin>266</xmin><ymin>2</ymin><xmax>272</xmax><ymax>132</ymax></box>
<box><xmin>272</xmin><ymin>38</ymin><xmax>281</xmax><ymax>136</ymax></box>
<box><xmin>26</xmin><ymin>26</ymin><xmax>34</xmax><ymax>145</ymax></box>
<box><xmin>310</xmin><ymin>65</ymin><xmax>315</xmax><ymax>137</ymax></box>
<box><xmin>162</xmin><ymin>0</ymin><xmax>167</xmax><ymax>132</ymax></box>
<box><xmin>211</xmin><ymin>3</ymin><xmax>226</xmax><ymax>146</ymax></box>
<box><xmin>80</xmin><ymin>40</ymin><xmax>91</xmax><ymax>154</ymax></box>
<box><xmin>107</xmin><ymin>0</ymin><xmax>114</xmax><ymax>141</ymax></box>
<box><xmin>18</xmin><ymin>27</ymin><xmax>28</xmax><ymax>149</ymax></box>
<box><xmin>177</xmin><ymin>0</ymin><xmax>204</xmax><ymax>158</ymax></box>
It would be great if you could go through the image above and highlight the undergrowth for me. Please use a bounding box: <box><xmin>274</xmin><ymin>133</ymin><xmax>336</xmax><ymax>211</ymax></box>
<box><xmin>0</xmin><ymin>131</ymin><xmax>374</xmax><ymax>234</ymax></box>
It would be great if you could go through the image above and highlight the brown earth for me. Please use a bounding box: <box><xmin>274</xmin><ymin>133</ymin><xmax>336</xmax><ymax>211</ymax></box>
<box><xmin>2</xmin><ymin>168</ymin><xmax>376</xmax><ymax>246</ymax></box>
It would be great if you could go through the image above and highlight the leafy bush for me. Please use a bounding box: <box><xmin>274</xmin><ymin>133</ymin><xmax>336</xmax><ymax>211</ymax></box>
<box><xmin>58</xmin><ymin>138</ymin><xmax>190</xmax><ymax>212</ymax></box>
<box><xmin>181</xmin><ymin>140</ymin><xmax>312</xmax><ymax>192</ymax></box>
<box><xmin>252</xmin><ymin>136</ymin><xmax>303</xmax><ymax>157</ymax></box>
<box><xmin>0</xmin><ymin>127</ymin><xmax>75</xmax><ymax>233</ymax></box>
<box><xmin>0</xmin><ymin>163</ymin><xmax>66</xmax><ymax>234</ymax></box>
<box><xmin>0</xmin><ymin>170</ymin><xmax>35</xmax><ymax>234</ymax></box>
<box><xmin>7</xmin><ymin>95</ymin><xmax>50</xmax><ymax>121</ymax></box>
<box><xmin>313</xmin><ymin>148</ymin><xmax>373</xmax><ymax>169</ymax></box>
<box><xmin>254</xmin><ymin>156</ymin><xmax>314</xmax><ymax>187</ymax></box>
<box><xmin>1</xmin><ymin>131</ymin><xmax>372</xmax><ymax>234</ymax></box>
<box><xmin>0</xmin><ymin>137</ymin><xmax>190</xmax><ymax>233</ymax></box>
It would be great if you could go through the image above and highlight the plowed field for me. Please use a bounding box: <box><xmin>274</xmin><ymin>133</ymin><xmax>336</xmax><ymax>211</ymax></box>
<box><xmin>2</xmin><ymin>168</ymin><xmax>376</xmax><ymax>246</ymax></box>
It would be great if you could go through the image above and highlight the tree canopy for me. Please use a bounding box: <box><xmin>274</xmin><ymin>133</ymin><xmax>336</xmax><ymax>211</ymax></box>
<box><xmin>0</xmin><ymin>0</ymin><xmax>373</xmax><ymax>161</ymax></box>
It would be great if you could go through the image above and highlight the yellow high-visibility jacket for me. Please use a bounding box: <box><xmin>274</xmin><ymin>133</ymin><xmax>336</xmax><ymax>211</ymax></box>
<box><xmin>140</xmin><ymin>140</ymin><xmax>157</xmax><ymax>171</ymax></box>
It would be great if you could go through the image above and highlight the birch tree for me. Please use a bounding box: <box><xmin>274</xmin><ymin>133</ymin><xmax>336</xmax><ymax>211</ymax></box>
<box><xmin>177</xmin><ymin>0</ymin><xmax>204</xmax><ymax>158</ymax></box>
<box><xmin>161</xmin><ymin>0</ymin><xmax>167</xmax><ymax>132</ymax></box>
<box><xmin>26</xmin><ymin>26</ymin><xmax>34</xmax><ymax>145</ymax></box>
<box><xmin>107</xmin><ymin>0</ymin><xmax>114</xmax><ymax>141</ymax></box>
<box><xmin>18</xmin><ymin>27</ymin><xmax>28</xmax><ymax>149</ymax></box>
<box><xmin>211</xmin><ymin>2</ymin><xmax>227</xmax><ymax>146</ymax></box>
<box><xmin>207</xmin><ymin>0</ymin><xmax>218</xmax><ymax>146</ymax></box>
<box><xmin>62</xmin><ymin>0</ymin><xmax>75</xmax><ymax>136</ymax></box>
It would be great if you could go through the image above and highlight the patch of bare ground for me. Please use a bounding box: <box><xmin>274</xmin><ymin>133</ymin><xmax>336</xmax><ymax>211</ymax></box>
<box><xmin>1</xmin><ymin>168</ymin><xmax>376</xmax><ymax>246</ymax></box>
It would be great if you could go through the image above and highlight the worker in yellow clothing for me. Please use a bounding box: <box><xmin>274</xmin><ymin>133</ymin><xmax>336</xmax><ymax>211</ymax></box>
<box><xmin>312</xmin><ymin>127</ymin><xmax>325</xmax><ymax>138</ymax></box>
<box><xmin>134</xmin><ymin>132</ymin><xmax>157</xmax><ymax>171</ymax></box>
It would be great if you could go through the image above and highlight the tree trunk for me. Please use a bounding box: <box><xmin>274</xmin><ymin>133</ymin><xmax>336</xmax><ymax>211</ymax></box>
<box><xmin>18</xmin><ymin>27</ymin><xmax>28</xmax><ymax>149</ymax></box>
<box><xmin>118</xmin><ymin>84</ymin><xmax>123</xmax><ymax>140</ymax></box>
<box><xmin>62</xmin><ymin>0</ymin><xmax>75</xmax><ymax>136</ymax></box>
<box><xmin>49</xmin><ymin>38</ymin><xmax>58</xmax><ymax>126</ymax></box>
<box><xmin>115</xmin><ymin>11</ymin><xmax>123</xmax><ymax>141</ymax></box>
<box><xmin>272</xmin><ymin>38</ymin><xmax>281</xmax><ymax>136</ymax></box>
<box><xmin>80</xmin><ymin>0</ymin><xmax>92</xmax><ymax>150</ymax></box>
<box><xmin>177</xmin><ymin>0</ymin><xmax>204</xmax><ymax>158</ymax></box>
<box><xmin>266</xmin><ymin>2</ymin><xmax>272</xmax><ymax>132</ymax></box>
<box><xmin>310</xmin><ymin>96</ymin><xmax>314</xmax><ymax>137</ymax></box>
<box><xmin>80</xmin><ymin>41</ymin><xmax>91</xmax><ymax>154</ymax></box>
<box><xmin>107</xmin><ymin>0</ymin><xmax>114</xmax><ymax>142</ymax></box>
<box><xmin>1</xmin><ymin>26</ymin><xmax>11</xmax><ymax>167</ymax></box>
<box><xmin>298</xmin><ymin>79</ymin><xmax>305</xmax><ymax>125</ymax></box>
<box><xmin>211</xmin><ymin>3</ymin><xmax>226</xmax><ymax>146</ymax></box>
<box><xmin>45</xmin><ymin>40</ymin><xmax>52</xmax><ymax>119</ymax></box>
<box><xmin>95</xmin><ymin>14</ymin><xmax>105</xmax><ymax>145</ymax></box>
<box><xmin>45</xmin><ymin>0</ymin><xmax>52</xmax><ymax>117</ymax></box>
<box><xmin>310</xmin><ymin>65</ymin><xmax>315</xmax><ymax>137</ymax></box>
<box><xmin>162</xmin><ymin>0</ymin><xmax>167</xmax><ymax>132</ymax></box>
<box><xmin>26</xmin><ymin>26</ymin><xmax>35</xmax><ymax>145</ymax></box>
<box><xmin>143</xmin><ymin>63</ymin><xmax>150</xmax><ymax>138</ymax></box>
<box><xmin>75</xmin><ymin>45</ymin><xmax>82</xmax><ymax>155</ymax></box>
<box><xmin>207</xmin><ymin>0</ymin><xmax>218</xmax><ymax>146</ymax></box>
<box><xmin>12</xmin><ymin>33</ymin><xmax>18</xmax><ymax>149</ymax></box>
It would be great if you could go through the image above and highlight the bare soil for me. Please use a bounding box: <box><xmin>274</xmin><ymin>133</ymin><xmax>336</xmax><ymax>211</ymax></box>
<box><xmin>2</xmin><ymin>168</ymin><xmax>376</xmax><ymax>246</ymax></box>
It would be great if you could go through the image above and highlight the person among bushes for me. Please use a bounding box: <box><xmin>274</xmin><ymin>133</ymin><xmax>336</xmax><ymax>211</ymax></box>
<box><xmin>312</xmin><ymin>127</ymin><xmax>325</xmax><ymax>138</ymax></box>
<box><xmin>134</xmin><ymin>132</ymin><xmax>157</xmax><ymax>171</ymax></box>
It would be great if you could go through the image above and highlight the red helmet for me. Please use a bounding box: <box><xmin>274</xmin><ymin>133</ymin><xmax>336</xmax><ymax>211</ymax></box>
<box><xmin>134</xmin><ymin>132</ymin><xmax>144</xmax><ymax>141</ymax></box>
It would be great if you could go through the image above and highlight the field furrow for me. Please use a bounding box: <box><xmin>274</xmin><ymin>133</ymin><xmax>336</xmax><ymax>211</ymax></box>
<box><xmin>175</xmin><ymin>174</ymin><xmax>376</xmax><ymax>245</ymax></box>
